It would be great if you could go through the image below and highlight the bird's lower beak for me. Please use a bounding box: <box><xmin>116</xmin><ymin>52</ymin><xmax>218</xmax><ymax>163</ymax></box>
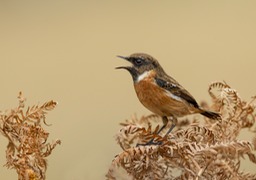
<box><xmin>115</xmin><ymin>66</ymin><xmax>137</xmax><ymax>81</ymax></box>
<box><xmin>115</xmin><ymin>66</ymin><xmax>132</xmax><ymax>71</ymax></box>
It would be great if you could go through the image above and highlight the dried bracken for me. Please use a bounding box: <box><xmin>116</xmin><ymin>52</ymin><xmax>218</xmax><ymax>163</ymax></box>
<box><xmin>0</xmin><ymin>92</ymin><xmax>61</xmax><ymax>180</ymax></box>
<box><xmin>107</xmin><ymin>81</ymin><xmax>256</xmax><ymax>180</ymax></box>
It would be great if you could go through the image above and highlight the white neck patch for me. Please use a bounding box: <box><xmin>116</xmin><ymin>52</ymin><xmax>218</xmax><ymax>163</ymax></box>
<box><xmin>136</xmin><ymin>71</ymin><xmax>150</xmax><ymax>82</ymax></box>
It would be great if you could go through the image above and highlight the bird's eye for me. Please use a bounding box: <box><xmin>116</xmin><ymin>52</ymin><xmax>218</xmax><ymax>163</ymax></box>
<box><xmin>134</xmin><ymin>58</ymin><xmax>143</xmax><ymax>65</ymax></box>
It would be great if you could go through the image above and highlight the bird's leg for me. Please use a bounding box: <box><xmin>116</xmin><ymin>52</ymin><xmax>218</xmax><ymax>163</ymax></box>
<box><xmin>156</xmin><ymin>116</ymin><xmax>169</xmax><ymax>134</ymax></box>
<box><xmin>163</xmin><ymin>116</ymin><xmax>177</xmax><ymax>137</ymax></box>
<box><xmin>164</xmin><ymin>123</ymin><xmax>176</xmax><ymax>136</ymax></box>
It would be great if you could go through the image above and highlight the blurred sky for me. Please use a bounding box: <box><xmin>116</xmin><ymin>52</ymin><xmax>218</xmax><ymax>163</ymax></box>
<box><xmin>0</xmin><ymin>0</ymin><xmax>256</xmax><ymax>179</ymax></box>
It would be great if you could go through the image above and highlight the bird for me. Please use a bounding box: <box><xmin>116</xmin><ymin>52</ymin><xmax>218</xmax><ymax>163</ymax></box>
<box><xmin>116</xmin><ymin>53</ymin><xmax>221</xmax><ymax>144</ymax></box>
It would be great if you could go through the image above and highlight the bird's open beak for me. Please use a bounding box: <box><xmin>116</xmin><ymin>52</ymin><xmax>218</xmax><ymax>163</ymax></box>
<box><xmin>115</xmin><ymin>55</ymin><xmax>131</xmax><ymax>70</ymax></box>
<box><xmin>116</xmin><ymin>55</ymin><xmax>138</xmax><ymax>80</ymax></box>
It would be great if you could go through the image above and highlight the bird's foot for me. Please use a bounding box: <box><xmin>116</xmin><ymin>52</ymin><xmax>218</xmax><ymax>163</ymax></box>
<box><xmin>136</xmin><ymin>138</ymin><xmax>162</xmax><ymax>147</ymax></box>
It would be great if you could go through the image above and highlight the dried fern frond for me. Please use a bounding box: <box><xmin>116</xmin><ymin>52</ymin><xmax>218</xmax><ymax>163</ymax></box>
<box><xmin>107</xmin><ymin>81</ymin><xmax>256</xmax><ymax>180</ymax></box>
<box><xmin>0</xmin><ymin>92</ymin><xmax>61</xmax><ymax>180</ymax></box>
<box><xmin>208</xmin><ymin>81</ymin><xmax>230</xmax><ymax>100</ymax></box>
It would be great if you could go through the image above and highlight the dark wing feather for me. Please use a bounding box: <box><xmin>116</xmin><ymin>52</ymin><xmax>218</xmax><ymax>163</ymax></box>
<box><xmin>155</xmin><ymin>78</ymin><xmax>199</xmax><ymax>108</ymax></box>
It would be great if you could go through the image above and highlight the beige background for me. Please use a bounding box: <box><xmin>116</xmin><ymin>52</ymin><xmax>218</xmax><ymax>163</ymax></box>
<box><xmin>1</xmin><ymin>1</ymin><xmax>256</xmax><ymax>179</ymax></box>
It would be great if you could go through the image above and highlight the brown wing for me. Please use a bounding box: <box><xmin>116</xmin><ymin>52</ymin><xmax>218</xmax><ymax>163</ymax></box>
<box><xmin>155</xmin><ymin>77</ymin><xmax>199</xmax><ymax>108</ymax></box>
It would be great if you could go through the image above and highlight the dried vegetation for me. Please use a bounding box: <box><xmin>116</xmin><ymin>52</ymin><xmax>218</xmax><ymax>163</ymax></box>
<box><xmin>0</xmin><ymin>92</ymin><xmax>61</xmax><ymax>180</ymax></box>
<box><xmin>107</xmin><ymin>81</ymin><xmax>256</xmax><ymax>180</ymax></box>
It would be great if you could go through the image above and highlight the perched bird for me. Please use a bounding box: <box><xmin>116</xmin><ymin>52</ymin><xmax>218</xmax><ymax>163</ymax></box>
<box><xmin>116</xmin><ymin>53</ymin><xmax>221</xmax><ymax>140</ymax></box>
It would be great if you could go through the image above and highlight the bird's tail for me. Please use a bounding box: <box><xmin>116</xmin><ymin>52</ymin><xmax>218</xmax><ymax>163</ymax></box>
<box><xmin>200</xmin><ymin>109</ymin><xmax>221</xmax><ymax>120</ymax></box>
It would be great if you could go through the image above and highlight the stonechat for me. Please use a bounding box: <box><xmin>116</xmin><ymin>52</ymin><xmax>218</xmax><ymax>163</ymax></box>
<box><xmin>116</xmin><ymin>53</ymin><xmax>221</xmax><ymax>138</ymax></box>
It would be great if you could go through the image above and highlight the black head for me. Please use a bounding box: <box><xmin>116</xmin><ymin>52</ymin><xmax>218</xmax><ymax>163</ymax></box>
<box><xmin>116</xmin><ymin>53</ymin><xmax>162</xmax><ymax>81</ymax></box>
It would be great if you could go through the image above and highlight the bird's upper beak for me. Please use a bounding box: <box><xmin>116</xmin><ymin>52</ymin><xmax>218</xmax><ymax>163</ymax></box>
<box><xmin>116</xmin><ymin>55</ymin><xmax>129</xmax><ymax>61</ymax></box>
<box><xmin>115</xmin><ymin>55</ymin><xmax>132</xmax><ymax>70</ymax></box>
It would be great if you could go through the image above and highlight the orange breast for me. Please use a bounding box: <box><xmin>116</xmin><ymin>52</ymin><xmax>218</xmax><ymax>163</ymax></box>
<box><xmin>134</xmin><ymin>71</ymin><xmax>193</xmax><ymax>117</ymax></box>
